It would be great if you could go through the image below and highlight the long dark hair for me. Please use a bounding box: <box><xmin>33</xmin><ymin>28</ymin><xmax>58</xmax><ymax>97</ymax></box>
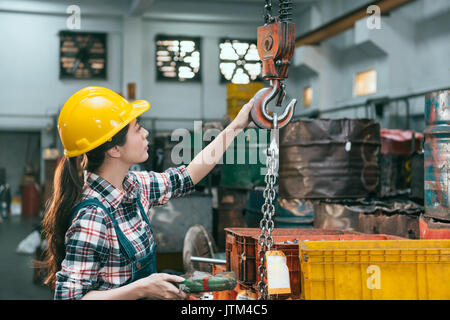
<box><xmin>40</xmin><ymin>124</ymin><xmax>130</xmax><ymax>289</ymax></box>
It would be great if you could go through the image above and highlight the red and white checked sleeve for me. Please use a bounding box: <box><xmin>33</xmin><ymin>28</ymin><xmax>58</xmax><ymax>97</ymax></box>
<box><xmin>133</xmin><ymin>165</ymin><xmax>195</xmax><ymax>207</ymax></box>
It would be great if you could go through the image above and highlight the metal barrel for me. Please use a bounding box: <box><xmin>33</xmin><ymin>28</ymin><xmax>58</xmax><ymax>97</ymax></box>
<box><xmin>279</xmin><ymin>119</ymin><xmax>381</xmax><ymax>199</ymax></box>
<box><xmin>424</xmin><ymin>90</ymin><xmax>450</xmax><ymax>221</ymax></box>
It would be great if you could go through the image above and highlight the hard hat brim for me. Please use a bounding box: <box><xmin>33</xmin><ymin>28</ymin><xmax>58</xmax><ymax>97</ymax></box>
<box><xmin>129</xmin><ymin>99</ymin><xmax>151</xmax><ymax>122</ymax></box>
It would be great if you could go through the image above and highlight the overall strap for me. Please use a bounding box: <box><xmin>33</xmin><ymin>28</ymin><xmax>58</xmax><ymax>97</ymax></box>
<box><xmin>70</xmin><ymin>199</ymin><xmax>116</xmax><ymax>227</ymax></box>
<box><xmin>136</xmin><ymin>199</ymin><xmax>153</xmax><ymax>234</ymax></box>
<box><xmin>69</xmin><ymin>198</ymin><xmax>138</xmax><ymax>261</ymax></box>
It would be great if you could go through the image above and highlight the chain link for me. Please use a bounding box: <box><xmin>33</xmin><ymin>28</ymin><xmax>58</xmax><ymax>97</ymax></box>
<box><xmin>264</xmin><ymin>0</ymin><xmax>274</xmax><ymax>23</ymax></box>
<box><xmin>257</xmin><ymin>115</ymin><xmax>279</xmax><ymax>300</ymax></box>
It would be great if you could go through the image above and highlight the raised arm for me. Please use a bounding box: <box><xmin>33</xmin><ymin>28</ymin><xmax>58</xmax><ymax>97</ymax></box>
<box><xmin>186</xmin><ymin>99</ymin><xmax>254</xmax><ymax>185</ymax></box>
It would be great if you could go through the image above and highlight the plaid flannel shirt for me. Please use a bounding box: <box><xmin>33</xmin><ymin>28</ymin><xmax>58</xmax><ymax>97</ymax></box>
<box><xmin>54</xmin><ymin>166</ymin><xmax>194</xmax><ymax>300</ymax></box>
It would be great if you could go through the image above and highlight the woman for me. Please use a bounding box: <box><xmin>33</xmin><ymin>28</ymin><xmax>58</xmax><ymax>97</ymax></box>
<box><xmin>41</xmin><ymin>86</ymin><xmax>254</xmax><ymax>300</ymax></box>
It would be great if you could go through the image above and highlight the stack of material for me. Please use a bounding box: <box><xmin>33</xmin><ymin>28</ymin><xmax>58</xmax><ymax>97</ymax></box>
<box><xmin>340</xmin><ymin>128</ymin><xmax>426</xmax><ymax>239</ymax></box>
<box><xmin>244</xmin><ymin>186</ymin><xmax>314</xmax><ymax>229</ymax></box>
<box><xmin>278</xmin><ymin>119</ymin><xmax>430</xmax><ymax>239</ymax></box>
<box><xmin>278</xmin><ymin>119</ymin><xmax>380</xmax><ymax>232</ymax></box>
<box><xmin>279</xmin><ymin>119</ymin><xmax>381</xmax><ymax>200</ymax></box>
<box><xmin>313</xmin><ymin>198</ymin><xmax>424</xmax><ymax>239</ymax></box>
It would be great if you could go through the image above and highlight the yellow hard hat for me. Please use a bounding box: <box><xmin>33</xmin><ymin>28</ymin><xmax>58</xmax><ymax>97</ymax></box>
<box><xmin>58</xmin><ymin>86</ymin><xmax>150</xmax><ymax>157</ymax></box>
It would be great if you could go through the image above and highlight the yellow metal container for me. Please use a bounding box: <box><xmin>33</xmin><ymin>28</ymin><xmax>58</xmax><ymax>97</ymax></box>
<box><xmin>226</xmin><ymin>82</ymin><xmax>264</xmax><ymax>120</ymax></box>
<box><xmin>299</xmin><ymin>240</ymin><xmax>450</xmax><ymax>300</ymax></box>
<box><xmin>226</xmin><ymin>98</ymin><xmax>246</xmax><ymax>120</ymax></box>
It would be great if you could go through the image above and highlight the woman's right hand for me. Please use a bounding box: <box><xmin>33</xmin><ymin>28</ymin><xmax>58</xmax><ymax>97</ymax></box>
<box><xmin>135</xmin><ymin>273</ymin><xmax>187</xmax><ymax>300</ymax></box>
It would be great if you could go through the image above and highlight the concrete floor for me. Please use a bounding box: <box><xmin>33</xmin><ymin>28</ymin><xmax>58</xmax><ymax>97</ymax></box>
<box><xmin>0</xmin><ymin>216</ymin><xmax>54</xmax><ymax>300</ymax></box>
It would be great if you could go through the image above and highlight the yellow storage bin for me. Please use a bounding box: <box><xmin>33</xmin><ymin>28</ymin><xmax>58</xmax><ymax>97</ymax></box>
<box><xmin>226</xmin><ymin>98</ymin><xmax>248</xmax><ymax>120</ymax></box>
<box><xmin>227</xmin><ymin>82</ymin><xmax>264</xmax><ymax>100</ymax></box>
<box><xmin>299</xmin><ymin>240</ymin><xmax>450</xmax><ymax>300</ymax></box>
<box><xmin>226</xmin><ymin>82</ymin><xmax>263</xmax><ymax>120</ymax></box>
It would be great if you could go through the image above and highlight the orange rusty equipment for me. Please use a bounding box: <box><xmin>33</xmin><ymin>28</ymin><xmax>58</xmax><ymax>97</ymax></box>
<box><xmin>420</xmin><ymin>215</ymin><xmax>450</xmax><ymax>239</ymax></box>
<box><xmin>250</xmin><ymin>0</ymin><xmax>297</xmax><ymax>129</ymax></box>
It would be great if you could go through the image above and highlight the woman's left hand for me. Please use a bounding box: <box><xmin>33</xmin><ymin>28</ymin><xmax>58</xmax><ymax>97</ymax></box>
<box><xmin>230</xmin><ymin>99</ymin><xmax>254</xmax><ymax>131</ymax></box>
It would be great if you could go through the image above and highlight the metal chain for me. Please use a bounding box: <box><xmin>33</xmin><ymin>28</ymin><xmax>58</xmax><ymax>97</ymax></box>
<box><xmin>264</xmin><ymin>0</ymin><xmax>274</xmax><ymax>23</ymax></box>
<box><xmin>257</xmin><ymin>0</ymin><xmax>293</xmax><ymax>300</ymax></box>
<box><xmin>257</xmin><ymin>114</ymin><xmax>279</xmax><ymax>300</ymax></box>
<box><xmin>279</xmin><ymin>0</ymin><xmax>293</xmax><ymax>22</ymax></box>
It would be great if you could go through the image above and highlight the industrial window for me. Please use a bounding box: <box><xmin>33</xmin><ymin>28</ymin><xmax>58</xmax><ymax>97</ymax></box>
<box><xmin>354</xmin><ymin>69</ymin><xmax>377</xmax><ymax>97</ymax></box>
<box><xmin>59</xmin><ymin>31</ymin><xmax>107</xmax><ymax>79</ymax></box>
<box><xmin>219</xmin><ymin>39</ymin><xmax>261</xmax><ymax>84</ymax></box>
<box><xmin>303</xmin><ymin>87</ymin><xmax>313</xmax><ymax>107</ymax></box>
<box><xmin>155</xmin><ymin>35</ymin><xmax>201</xmax><ymax>82</ymax></box>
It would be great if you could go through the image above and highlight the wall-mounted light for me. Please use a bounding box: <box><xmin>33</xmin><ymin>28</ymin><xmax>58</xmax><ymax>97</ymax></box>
<box><xmin>303</xmin><ymin>87</ymin><xmax>313</xmax><ymax>107</ymax></box>
<box><xmin>354</xmin><ymin>69</ymin><xmax>377</xmax><ymax>97</ymax></box>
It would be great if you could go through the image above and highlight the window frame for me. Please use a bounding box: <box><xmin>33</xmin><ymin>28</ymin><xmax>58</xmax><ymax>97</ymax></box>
<box><xmin>218</xmin><ymin>38</ymin><xmax>262</xmax><ymax>84</ymax></box>
<box><xmin>155</xmin><ymin>34</ymin><xmax>202</xmax><ymax>83</ymax></box>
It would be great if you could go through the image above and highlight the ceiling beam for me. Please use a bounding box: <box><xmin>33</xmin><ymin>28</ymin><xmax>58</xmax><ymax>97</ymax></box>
<box><xmin>295</xmin><ymin>0</ymin><xmax>417</xmax><ymax>48</ymax></box>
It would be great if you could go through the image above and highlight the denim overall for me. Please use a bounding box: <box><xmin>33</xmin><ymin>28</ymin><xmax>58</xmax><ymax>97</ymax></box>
<box><xmin>70</xmin><ymin>198</ymin><xmax>157</xmax><ymax>283</ymax></box>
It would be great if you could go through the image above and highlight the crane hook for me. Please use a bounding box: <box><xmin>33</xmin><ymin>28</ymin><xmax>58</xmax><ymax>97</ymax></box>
<box><xmin>250</xmin><ymin>79</ymin><xmax>297</xmax><ymax>129</ymax></box>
